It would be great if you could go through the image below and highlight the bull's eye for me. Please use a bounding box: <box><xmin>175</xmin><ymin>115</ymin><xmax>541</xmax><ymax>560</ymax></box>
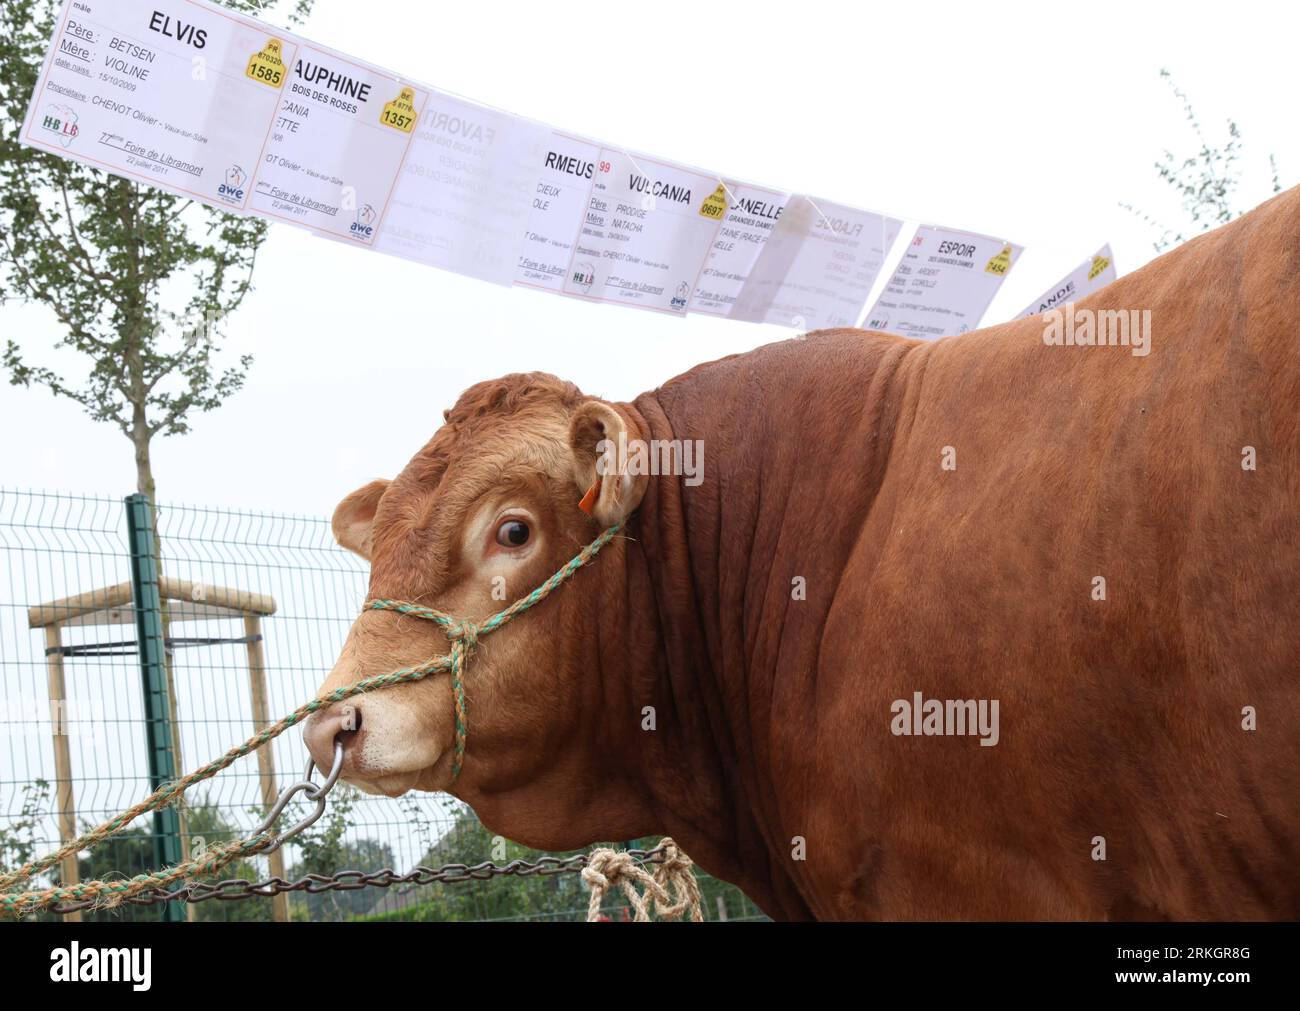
<box><xmin>496</xmin><ymin>520</ymin><xmax>530</xmax><ymax>548</ymax></box>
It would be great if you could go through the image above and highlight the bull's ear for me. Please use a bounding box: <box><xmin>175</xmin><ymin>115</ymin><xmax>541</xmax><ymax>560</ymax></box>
<box><xmin>332</xmin><ymin>479</ymin><xmax>390</xmax><ymax>560</ymax></box>
<box><xmin>568</xmin><ymin>401</ymin><xmax>647</xmax><ymax>526</ymax></box>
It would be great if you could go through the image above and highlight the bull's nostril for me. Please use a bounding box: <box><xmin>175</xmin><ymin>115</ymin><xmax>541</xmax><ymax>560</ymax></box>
<box><xmin>305</xmin><ymin>702</ymin><xmax>362</xmax><ymax>774</ymax></box>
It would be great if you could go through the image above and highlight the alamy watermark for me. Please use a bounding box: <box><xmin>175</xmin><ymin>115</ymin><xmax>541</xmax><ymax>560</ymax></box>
<box><xmin>1042</xmin><ymin>303</ymin><xmax>1151</xmax><ymax>358</ymax></box>
<box><xmin>49</xmin><ymin>944</ymin><xmax>151</xmax><ymax>991</ymax></box>
<box><xmin>1</xmin><ymin>697</ymin><xmax>107</xmax><ymax>743</ymax></box>
<box><xmin>596</xmin><ymin>431</ymin><xmax>704</xmax><ymax>487</ymax></box>
<box><xmin>890</xmin><ymin>691</ymin><xmax>1000</xmax><ymax>747</ymax></box>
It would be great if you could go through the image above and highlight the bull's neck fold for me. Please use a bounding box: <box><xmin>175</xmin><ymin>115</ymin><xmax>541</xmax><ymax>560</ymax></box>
<box><xmin>606</xmin><ymin>331</ymin><xmax>921</xmax><ymax>920</ymax></box>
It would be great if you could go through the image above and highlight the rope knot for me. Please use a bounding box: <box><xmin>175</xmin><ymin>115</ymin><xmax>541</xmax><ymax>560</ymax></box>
<box><xmin>580</xmin><ymin>848</ymin><xmax>634</xmax><ymax>891</ymax></box>
<box><xmin>656</xmin><ymin>838</ymin><xmax>692</xmax><ymax>875</ymax></box>
<box><xmin>581</xmin><ymin>840</ymin><xmax>703</xmax><ymax>922</ymax></box>
<box><xmin>445</xmin><ymin>619</ymin><xmax>480</xmax><ymax>650</ymax></box>
<box><xmin>648</xmin><ymin>837</ymin><xmax>703</xmax><ymax>921</ymax></box>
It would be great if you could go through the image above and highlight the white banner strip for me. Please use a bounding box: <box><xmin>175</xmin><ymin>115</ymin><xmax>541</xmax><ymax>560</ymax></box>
<box><xmin>20</xmin><ymin>0</ymin><xmax>1004</xmax><ymax>331</ymax></box>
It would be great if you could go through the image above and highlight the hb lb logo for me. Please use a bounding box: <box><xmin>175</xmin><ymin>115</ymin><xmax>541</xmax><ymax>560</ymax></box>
<box><xmin>40</xmin><ymin>105</ymin><xmax>79</xmax><ymax>148</ymax></box>
<box><xmin>572</xmin><ymin>261</ymin><xmax>595</xmax><ymax>290</ymax></box>
<box><xmin>218</xmin><ymin>165</ymin><xmax>247</xmax><ymax>204</ymax></box>
<box><xmin>351</xmin><ymin>203</ymin><xmax>377</xmax><ymax>239</ymax></box>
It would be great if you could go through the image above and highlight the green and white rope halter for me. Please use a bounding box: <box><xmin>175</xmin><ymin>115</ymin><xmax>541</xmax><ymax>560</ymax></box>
<box><xmin>364</xmin><ymin>521</ymin><xmax>624</xmax><ymax>781</ymax></box>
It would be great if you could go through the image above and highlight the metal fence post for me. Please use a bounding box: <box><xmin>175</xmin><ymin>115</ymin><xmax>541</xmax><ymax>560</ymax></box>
<box><xmin>124</xmin><ymin>493</ymin><xmax>184</xmax><ymax>923</ymax></box>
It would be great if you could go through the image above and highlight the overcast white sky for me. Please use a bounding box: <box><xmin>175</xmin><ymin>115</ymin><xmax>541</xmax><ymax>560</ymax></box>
<box><xmin>2</xmin><ymin>0</ymin><xmax>1296</xmax><ymax>515</ymax></box>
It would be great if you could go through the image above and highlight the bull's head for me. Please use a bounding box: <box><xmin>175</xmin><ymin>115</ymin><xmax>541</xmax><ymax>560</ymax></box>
<box><xmin>304</xmin><ymin>373</ymin><xmax>652</xmax><ymax>849</ymax></box>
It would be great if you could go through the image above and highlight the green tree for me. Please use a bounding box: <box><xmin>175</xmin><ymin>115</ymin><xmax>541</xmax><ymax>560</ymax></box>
<box><xmin>0</xmin><ymin>779</ymin><xmax>52</xmax><ymax>881</ymax></box>
<box><xmin>0</xmin><ymin>0</ymin><xmax>313</xmax><ymax>880</ymax></box>
<box><xmin>184</xmin><ymin>796</ymin><xmax>274</xmax><ymax>922</ymax></box>
<box><xmin>282</xmin><ymin>785</ymin><xmax>394</xmax><ymax>921</ymax></box>
<box><xmin>1123</xmin><ymin>69</ymin><xmax>1284</xmax><ymax>253</ymax></box>
<box><xmin>358</xmin><ymin>809</ymin><xmax>760</xmax><ymax>923</ymax></box>
<box><xmin>0</xmin><ymin>0</ymin><xmax>311</xmax><ymax>502</ymax></box>
<box><xmin>69</xmin><ymin>827</ymin><xmax>166</xmax><ymax>922</ymax></box>
<box><xmin>358</xmin><ymin>805</ymin><xmax>589</xmax><ymax>922</ymax></box>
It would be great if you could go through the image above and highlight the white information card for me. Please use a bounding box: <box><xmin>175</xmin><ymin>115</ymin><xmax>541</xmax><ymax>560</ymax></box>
<box><xmin>732</xmin><ymin>196</ymin><xmax>904</xmax><ymax>329</ymax></box>
<box><xmin>22</xmin><ymin>0</ymin><xmax>296</xmax><ymax>209</ymax></box>
<box><xmin>865</xmin><ymin>225</ymin><xmax>1023</xmax><ymax>338</ymax></box>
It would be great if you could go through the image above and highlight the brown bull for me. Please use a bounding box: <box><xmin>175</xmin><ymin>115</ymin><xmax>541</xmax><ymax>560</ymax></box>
<box><xmin>306</xmin><ymin>186</ymin><xmax>1300</xmax><ymax>920</ymax></box>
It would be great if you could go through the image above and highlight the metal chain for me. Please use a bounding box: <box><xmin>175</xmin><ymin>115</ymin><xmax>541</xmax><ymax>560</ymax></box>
<box><xmin>47</xmin><ymin>846</ymin><xmax>669</xmax><ymax>914</ymax></box>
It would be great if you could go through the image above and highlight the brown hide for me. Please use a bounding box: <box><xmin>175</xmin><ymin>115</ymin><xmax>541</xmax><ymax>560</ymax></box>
<box><xmin>311</xmin><ymin>186</ymin><xmax>1300</xmax><ymax>920</ymax></box>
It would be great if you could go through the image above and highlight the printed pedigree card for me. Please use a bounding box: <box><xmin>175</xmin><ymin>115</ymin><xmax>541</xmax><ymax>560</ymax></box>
<box><xmin>732</xmin><ymin>196</ymin><xmax>903</xmax><ymax>329</ymax></box>
<box><xmin>865</xmin><ymin>225</ymin><xmax>1023</xmax><ymax>338</ymax></box>
<box><xmin>21</xmin><ymin>0</ymin><xmax>295</xmax><ymax>209</ymax></box>
<box><xmin>560</xmin><ymin>149</ymin><xmax>725</xmax><ymax>315</ymax></box>
<box><xmin>1014</xmin><ymin>244</ymin><xmax>1117</xmax><ymax>319</ymax></box>
<box><xmin>374</xmin><ymin>93</ymin><xmax>545</xmax><ymax>286</ymax></box>
<box><xmin>249</xmin><ymin>44</ymin><xmax>428</xmax><ymax>244</ymax></box>
<box><xmin>515</xmin><ymin>131</ymin><xmax>602</xmax><ymax>294</ymax></box>
<box><xmin>690</xmin><ymin>182</ymin><xmax>791</xmax><ymax>316</ymax></box>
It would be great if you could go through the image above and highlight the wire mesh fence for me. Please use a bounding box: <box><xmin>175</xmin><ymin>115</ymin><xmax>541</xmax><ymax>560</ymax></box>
<box><xmin>0</xmin><ymin>488</ymin><xmax>764</xmax><ymax>922</ymax></box>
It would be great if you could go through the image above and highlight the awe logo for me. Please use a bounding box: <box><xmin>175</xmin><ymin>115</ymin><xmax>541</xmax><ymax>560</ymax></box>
<box><xmin>218</xmin><ymin>165</ymin><xmax>247</xmax><ymax>204</ymax></box>
<box><xmin>351</xmin><ymin>203</ymin><xmax>377</xmax><ymax>239</ymax></box>
<box><xmin>40</xmin><ymin>105</ymin><xmax>79</xmax><ymax>148</ymax></box>
<box><xmin>670</xmin><ymin>281</ymin><xmax>690</xmax><ymax>310</ymax></box>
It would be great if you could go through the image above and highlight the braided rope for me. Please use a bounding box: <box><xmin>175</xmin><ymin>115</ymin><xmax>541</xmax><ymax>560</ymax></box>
<box><xmin>2</xmin><ymin>834</ymin><xmax>275</xmax><ymax>919</ymax></box>
<box><xmin>0</xmin><ymin>522</ymin><xmax>624</xmax><ymax>917</ymax></box>
<box><xmin>581</xmin><ymin>837</ymin><xmax>704</xmax><ymax>922</ymax></box>
<box><xmin>649</xmin><ymin>838</ymin><xmax>705</xmax><ymax>921</ymax></box>
<box><xmin>0</xmin><ymin>661</ymin><xmax>450</xmax><ymax>899</ymax></box>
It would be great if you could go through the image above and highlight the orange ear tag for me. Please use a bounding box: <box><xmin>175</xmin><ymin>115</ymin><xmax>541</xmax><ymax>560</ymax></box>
<box><xmin>578</xmin><ymin>482</ymin><xmax>599</xmax><ymax>515</ymax></box>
